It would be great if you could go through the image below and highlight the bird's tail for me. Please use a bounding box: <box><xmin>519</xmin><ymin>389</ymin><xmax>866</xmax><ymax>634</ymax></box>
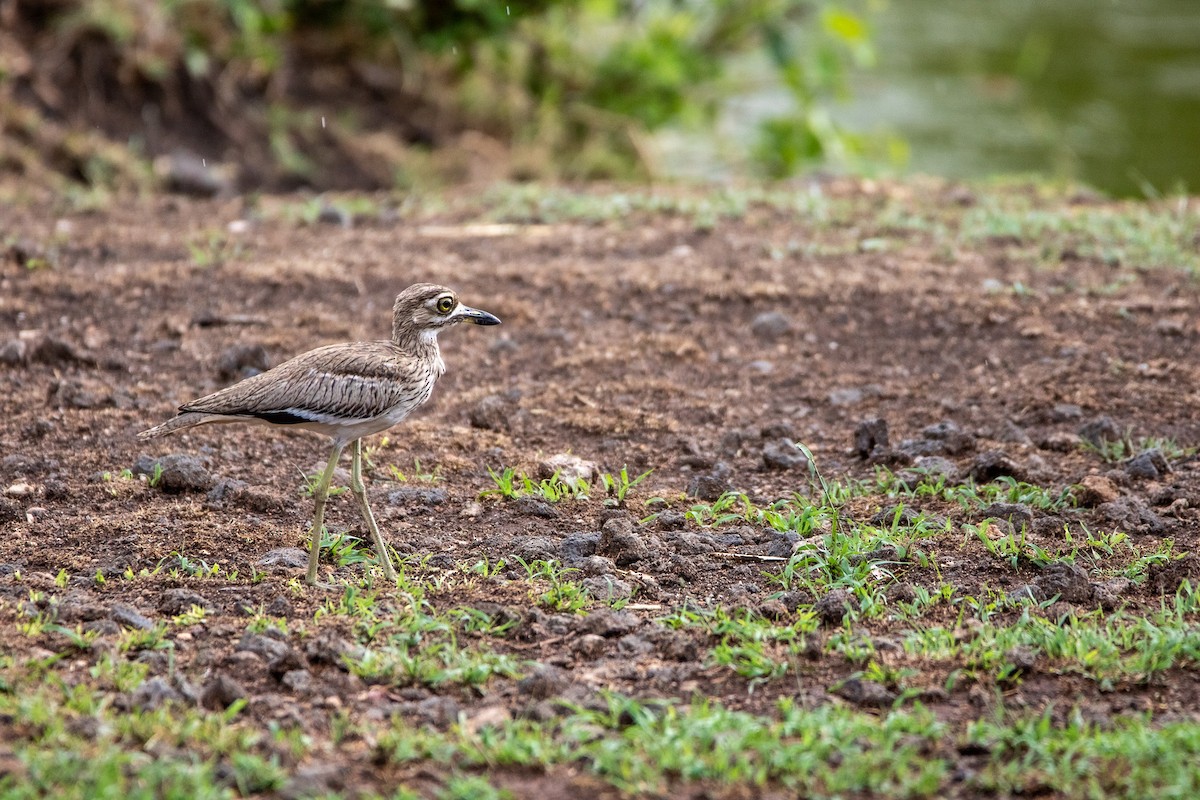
<box><xmin>137</xmin><ymin>412</ymin><xmax>220</xmax><ymax>440</ymax></box>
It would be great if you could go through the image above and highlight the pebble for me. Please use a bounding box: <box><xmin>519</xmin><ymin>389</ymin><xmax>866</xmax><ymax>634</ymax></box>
<box><xmin>1033</xmin><ymin>562</ymin><xmax>1093</xmax><ymax>604</ymax></box>
<box><xmin>517</xmin><ymin>665</ymin><xmax>570</xmax><ymax>700</ymax></box>
<box><xmin>1078</xmin><ymin>416</ymin><xmax>1122</xmax><ymax>448</ymax></box>
<box><xmin>968</xmin><ymin>450</ymin><xmax>1025</xmax><ymax>483</ymax></box>
<box><xmin>853</xmin><ymin>418</ymin><xmax>889</xmax><ymax>459</ymax></box>
<box><xmin>559</xmin><ymin>532</ymin><xmax>600</xmax><ymax>563</ymax></box>
<box><xmin>199</xmin><ymin>674</ymin><xmax>247</xmax><ymax>711</ymax></box>
<box><xmin>1076</xmin><ymin>475</ymin><xmax>1119</xmax><ymax>507</ymax></box>
<box><xmin>598</xmin><ymin>516</ymin><xmax>649</xmax><ymax>566</ymax></box>
<box><xmin>512</xmin><ymin>536</ymin><xmax>557</xmax><ymax>562</ymax></box>
<box><xmin>814</xmin><ymin>588</ymin><xmax>855</xmax><ymax>625</ymax></box>
<box><xmin>110</xmin><ymin>604</ymin><xmax>155</xmax><ymax>631</ymax></box>
<box><xmin>134</xmin><ymin>453</ymin><xmax>213</xmax><ymax>493</ymax></box>
<box><xmin>468</xmin><ymin>394</ymin><xmax>512</xmax><ymax>431</ymax></box>
<box><xmin>257</xmin><ymin>547</ymin><xmax>309</xmax><ymax>569</ymax></box>
<box><xmin>750</xmin><ymin>311</ymin><xmax>791</xmax><ymax>340</ymax></box>
<box><xmin>1124</xmin><ymin>449</ymin><xmax>1168</xmax><ymax>480</ymax></box>
<box><xmin>833</xmin><ymin>678</ymin><xmax>896</xmax><ymax>708</ymax></box>
<box><xmin>761</xmin><ymin>438</ymin><xmax>809</xmax><ymax>471</ymax></box>
<box><xmin>158</xmin><ymin>588</ymin><xmax>213</xmax><ymax>616</ymax></box>
<box><xmin>216</xmin><ymin>343</ymin><xmax>270</xmax><ymax>380</ymax></box>
<box><xmin>538</xmin><ymin>453</ymin><xmax>597</xmax><ymax>487</ymax></box>
<box><xmin>387</xmin><ymin>487</ymin><xmax>449</xmax><ymax>506</ymax></box>
<box><xmin>582</xmin><ymin>576</ymin><xmax>634</xmax><ymax>602</ymax></box>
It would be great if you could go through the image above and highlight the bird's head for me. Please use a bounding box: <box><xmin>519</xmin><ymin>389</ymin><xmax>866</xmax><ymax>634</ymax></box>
<box><xmin>392</xmin><ymin>283</ymin><xmax>501</xmax><ymax>346</ymax></box>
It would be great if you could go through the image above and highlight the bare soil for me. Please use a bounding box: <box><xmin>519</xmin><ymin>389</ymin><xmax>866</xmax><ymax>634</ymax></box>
<box><xmin>2</xmin><ymin>181</ymin><xmax>1199</xmax><ymax>797</ymax></box>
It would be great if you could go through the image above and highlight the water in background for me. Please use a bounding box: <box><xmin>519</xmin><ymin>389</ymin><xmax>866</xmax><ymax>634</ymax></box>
<box><xmin>664</xmin><ymin>0</ymin><xmax>1200</xmax><ymax>197</ymax></box>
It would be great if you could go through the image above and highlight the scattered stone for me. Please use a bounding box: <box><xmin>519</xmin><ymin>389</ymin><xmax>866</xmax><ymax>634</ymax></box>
<box><xmin>538</xmin><ymin>453</ymin><xmax>597</xmax><ymax>487</ymax></box>
<box><xmin>1097</xmin><ymin>497</ymin><xmax>1165</xmax><ymax>536</ymax></box>
<box><xmin>654</xmin><ymin>510</ymin><xmax>686</xmax><ymax>531</ymax></box>
<box><xmin>236</xmin><ymin>632</ymin><xmax>291</xmax><ymax>663</ymax></box>
<box><xmin>1034</xmin><ymin>562</ymin><xmax>1093</xmax><ymax>604</ymax></box>
<box><xmin>258</xmin><ymin>547</ymin><xmax>309</xmax><ymax>569</ymax></box>
<box><xmin>757</xmin><ymin>599</ymin><xmax>788</xmax><ymax>620</ymax></box>
<box><xmin>617</xmin><ymin>634</ymin><xmax>654</xmax><ymax>657</ymax></box>
<box><xmin>110</xmin><ymin>604</ymin><xmax>155</xmax><ymax>631</ymax></box>
<box><xmin>387</xmin><ymin>487</ymin><xmax>449</xmax><ymax>506</ymax></box>
<box><xmin>1146</xmin><ymin>555</ymin><xmax>1200</xmax><ymax>596</ymax></box>
<box><xmin>906</xmin><ymin>456</ymin><xmax>959</xmax><ymax>481</ymax></box>
<box><xmin>1006</xmin><ymin>584</ymin><xmax>1038</xmax><ymax>603</ymax></box>
<box><xmin>134</xmin><ymin>453</ymin><xmax>213</xmax><ymax>493</ymax></box>
<box><xmin>578</xmin><ymin>609</ymin><xmax>638</xmax><ymax>638</ymax></box>
<box><xmin>317</xmin><ymin>203</ymin><xmax>352</xmax><ymax>227</ymax></box>
<box><xmin>1124</xmin><ymin>449</ymin><xmax>1169</xmax><ymax>480</ymax></box>
<box><xmin>1004</xmin><ymin>645</ymin><xmax>1038</xmax><ymax>673</ymax></box>
<box><xmin>674</xmin><ymin>532</ymin><xmax>718</xmax><ymax>555</ymax></box>
<box><xmin>980</xmin><ymin>503</ymin><xmax>1034</xmax><ymax>531</ymax></box>
<box><xmin>281</xmin><ymin>669</ymin><xmax>313</xmax><ymax>693</ymax></box>
<box><xmin>760</xmin><ymin>421</ymin><xmax>796</xmax><ymax>440</ymax></box>
<box><xmin>517</xmin><ymin>665</ymin><xmax>570</xmax><ymax>700</ymax></box>
<box><xmin>1048</xmin><ymin>403</ymin><xmax>1083</xmax><ymax>422</ymax></box>
<box><xmin>199</xmin><ymin>675</ymin><xmax>247</xmax><ymax>711</ymax></box>
<box><xmin>764</xmin><ymin>531</ymin><xmax>799</xmax><ymax>558</ymax></box>
<box><xmin>158</xmin><ymin>588</ymin><xmax>212</xmax><ymax>616</ymax></box>
<box><xmin>1093</xmin><ymin>577</ymin><xmax>1133</xmax><ymax>610</ymax></box>
<box><xmin>305</xmin><ymin>632</ymin><xmax>361</xmax><ymax>666</ymax></box>
<box><xmin>827</xmin><ymin>387</ymin><xmax>864</xmax><ymax>407</ymax></box>
<box><xmin>598</xmin><ymin>517</ymin><xmax>649</xmax><ymax>566</ymax></box>
<box><xmin>559</xmin><ymin>532</ymin><xmax>600</xmax><ymax>564</ymax></box>
<box><xmin>467</xmin><ymin>393</ymin><xmax>511</xmax><ymax>431</ymax></box>
<box><xmin>130</xmin><ymin>676</ymin><xmax>184</xmax><ymax>710</ymax></box>
<box><xmin>853</xmin><ymin>418</ymin><xmax>889</xmax><ymax>459</ymax></box>
<box><xmin>278</xmin><ymin>763</ymin><xmax>346</xmax><ymax>800</ymax></box>
<box><xmin>582</xmin><ymin>575</ymin><xmax>634</xmax><ymax>603</ymax></box>
<box><xmin>1037</xmin><ymin>431</ymin><xmax>1081</xmax><ymax>452</ymax></box>
<box><xmin>686</xmin><ymin>463</ymin><xmax>731</xmax><ymax>501</ymax></box>
<box><xmin>216</xmin><ymin>343</ymin><xmax>270</xmax><ymax>380</ymax></box>
<box><xmin>920</xmin><ymin>420</ymin><xmax>975</xmax><ymax>455</ymax></box>
<box><xmin>750</xmin><ymin>311</ymin><xmax>791</xmax><ymax>339</ymax></box>
<box><xmin>814</xmin><ymin>588</ymin><xmax>854</xmax><ymax>625</ymax></box>
<box><xmin>576</xmin><ymin>555</ymin><xmax>617</xmax><ymax>577</ymax></box>
<box><xmin>266</xmin><ymin>596</ymin><xmax>293</xmax><ymax>617</ymax></box>
<box><xmin>968</xmin><ymin>450</ymin><xmax>1025</xmax><ymax>483</ymax></box>
<box><xmin>573</xmin><ymin>634</ymin><xmax>606</xmax><ymax>659</ymax></box>
<box><xmin>0</xmin><ymin>498</ymin><xmax>21</xmax><ymax>523</ymax></box>
<box><xmin>1078</xmin><ymin>416</ymin><xmax>1123</xmax><ymax>448</ymax></box>
<box><xmin>668</xmin><ymin>554</ymin><xmax>699</xmax><ymax>584</ymax></box>
<box><xmin>833</xmin><ymin>678</ymin><xmax>896</xmax><ymax>708</ymax></box>
<box><xmin>515</xmin><ymin>496</ymin><xmax>559</xmax><ymax>519</ymax></box>
<box><xmin>1076</xmin><ymin>475</ymin><xmax>1119</xmax><ymax>507</ymax></box>
<box><xmin>761</xmin><ymin>438</ymin><xmax>808</xmax><ymax>471</ymax></box>
<box><xmin>886</xmin><ymin>583</ymin><xmax>918</xmax><ymax>605</ymax></box>
<box><xmin>205</xmin><ymin>477</ymin><xmax>249</xmax><ymax>503</ymax></box>
<box><xmin>994</xmin><ymin>419</ymin><xmax>1032</xmax><ymax>445</ymax></box>
<box><xmin>513</xmin><ymin>536</ymin><xmax>558</xmax><ymax>562</ymax></box>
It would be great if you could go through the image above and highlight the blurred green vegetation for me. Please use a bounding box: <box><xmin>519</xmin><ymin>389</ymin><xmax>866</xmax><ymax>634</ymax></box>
<box><xmin>0</xmin><ymin>0</ymin><xmax>885</xmax><ymax>191</ymax></box>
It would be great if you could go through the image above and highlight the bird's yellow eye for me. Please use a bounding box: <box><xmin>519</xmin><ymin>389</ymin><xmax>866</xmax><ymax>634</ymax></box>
<box><xmin>436</xmin><ymin>296</ymin><xmax>455</xmax><ymax>314</ymax></box>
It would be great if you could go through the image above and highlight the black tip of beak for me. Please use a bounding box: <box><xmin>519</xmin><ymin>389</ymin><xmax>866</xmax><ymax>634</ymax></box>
<box><xmin>464</xmin><ymin>308</ymin><xmax>501</xmax><ymax>326</ymax></box>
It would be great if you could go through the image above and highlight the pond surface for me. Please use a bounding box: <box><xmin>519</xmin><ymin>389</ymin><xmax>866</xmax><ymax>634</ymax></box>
<box><xmin>845</xmin><ymin>0</ymin><xmax>1200</xmax><ymax>197</ymax></box>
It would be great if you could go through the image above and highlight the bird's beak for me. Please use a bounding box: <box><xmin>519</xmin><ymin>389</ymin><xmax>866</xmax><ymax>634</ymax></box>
<box><xmin>458</xmin><ymin>305</ymin><xmax>501</xmax><ymax>326</ymax></box>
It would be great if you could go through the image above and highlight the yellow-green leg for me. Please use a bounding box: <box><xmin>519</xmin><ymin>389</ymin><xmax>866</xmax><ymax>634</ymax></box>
<box><xmin>307</xmin><ymin>442</ymin><xmax>345</xmax><ymax>585</ymax></box>
<box><xmin>351</xmin><ymin>438</ymin><xmax>397</xmax><ymax>582</ymax></box>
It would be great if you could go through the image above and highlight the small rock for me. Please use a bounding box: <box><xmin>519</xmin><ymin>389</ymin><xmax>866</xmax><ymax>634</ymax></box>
<box><xmin>517</xmin><ymin>666</ymin><xmax>570</xmax><ymax>700</ymax></box>
<box><xmin>266</xmin><ymin>596</ymin><xmax>293</xmax><ymax>617</ymax></box>
<box><xmin>655</xmin><ymin>510</ymin><xmax>686</xmax><ymax>531</ymax></box>
<box><xmin>1124</xmin><ymin>449</ymin><xmax>1169</xmax><ymax>480</ymax></box>
<box><xmin>760</xmin><ymin>421</ymin><xmax>796</xmax><ymax>440</ymax></box>
<box><xmin>110</xmin><ymin>604</ymin><xmax>155</xmax><ymax>631</ymax></box>
<box><xmin>515</xmin><ymin>496</ymin><xmax>559</xmax><ymax>519</ymax></box>
<box><xmin>258</xmin><ymin>547</ymin><xmax>309</xmax><ymax>569</ymax></box>
<box><xmin>1093</xmin><ymin>577</ymin><xmax>1133</xmax><ymax>610</ymax></box>
<box><xmin>1078</xmin><ymin>416</ymin><xmax>1123</xmax><ymax>448</ymax></box>
<box><xmin>920</xmin><ymin>420</ymin><xmax>975</xmax><ymax>455</ymax></box>
<box><xmin>559</xmin><ymin>532</ymin><xmax>600</xmax><ymax>564</ymax></box>
<box><xmin>468</xmin><ymin>394</ymin><xmax>511</xmax><ymax>431</ymax></box>
<box><xmin>576</xmin><ymin>555</ymin><xmax>617</xmax><ymax>577</ymax></box>
<box><xmin>674</xmin><ymin>532</ymin><xmax>718</xmax><ymax>555</ymax></box>
<box><xmin>387</xmin><ymin>487</ymin><xmax>449</xmax><ymax>506</ymax></box>
<box><xmin>573</xmin><ymin>634</ymin><xmax>607</xmax><ymax>658</ymax></box>
<box><xmin>994</xmin><ymin>419</ymin><xmax>1032</xmax><ymax>445</ymax></box>
<box><xmin>578</xmin><ymin>609</ymin><xmax>638</xmax><ymax>637</ymax></box>
<box><xmin>305</xmin><ymin>632</ymin><xmax>361</xmax><ymax>666</ymax></box>
<box><xmin>1076</xmin><ymin>475</ymin><xmax>1119</xmax><ymax>507</ymax></box>
<box><xmin>668</xmin><ymin>554</ymin><xmax>699</xmax><ymax>584</ymax></box>
<box><xmin>686</xmin><ymin>463</ymin><xmax>731</xmax><ymax>502</ymax></box>
<box><xmin>814</xmin><ymin>588</ymin><xmax>854</xmax><ymax>625</ymax></box>
<box><xmin>582</xmin><ymin>576</ymin><xmax>634</xmax><ymax>603</ymax></box>
<box><xmin>1097</xmin><ymin>497</ymin><xmax>1165</xmax><ymax>536</ymax></box>
<box><xmin>135</xmin><ymin>453</ymin><xmax>213</xmax><ymax>493</ymax></box>
<box><xmin>762</xmin><ymin>438</ymin><xmax>808</xmax><ymax>471</ymax></box>
<box><xmin>1049</xmin><ymin>403</ymin><xmax>1083</xmax><ymax>422</ymax></box>
<box><xmin>216</xmin><ymin>343</ymin><xmax>270</xmax><ymax>380</ymax></box>
<box><xmin>750</xmin><ymin>311</ymin><xmax>791</xmax><ymax>339</ymax></box>
<box><xmin>1004</xmin><ymin>645</ymin><xmax>1038</xmax><ymax>673</ymax></box>
<box><xmin>1034</xmin><ymin>562</ymin><xmax>1093</xmax><ymax>604</ymax></box>
<box><xmin>155</xmin><ymin>151</ymin><xmax>230</xmax><ymax>197</ymax></box>
<box><xmin>980</xmin><ymin>503</ymin><xmax>1034</xmax><ymax>531</ymax></box>
<box><xmin>1037</xmin><ymin>431</ymin><xmax>1081</xmax><ymax>452</ymax></box>
<box><xmin>757</xmin><ymin>599</ymin><xmax>788</xmax><ymax>620</ymax></box>
<box><xmin>833</xmin><ymin>678</ymin><xmax>896</xmax><ymax>708</ymax></box>
<box><xmin>853</xmin><ymin>418</ymin><xmax>889</xmax><ymax>459</ymax></box>
<box><xmin>598</xmin><ymin>517</ymin><xmax>649</xmax><ymax>566</ymax></box>
<box><xmin>1006</xmin><ymin>584</ymin><xmax>1038</xmax><ymax>603</ymax></box>
<box><xmin>968</xmin><ymin>450</ymin><xmax>1025</xmax><ymax>483</ymax></box>
<box><xmin>764</xmin><ymin>531</ymin><xmax>799</xmax><ymax>558</ymax></box>
<box><xmin>131</xmin><ymin>676</ymin><xmax>184</xmax><ymax>710</ymax></box>
<box><xmin>513</xmin><ymin>536</ymin><xmax>558</xmax><ymax>562</ymax></box>
<box><xmin>281</xmin><ymin>669</ymin><xmax>313</xmax><ymax>693</ymax></box>
<box><xmin>236</xmin><ymin>633</ymin><xmax>291</xmax><ymax>663</ymax></box>
<box><xmin>199</xmin><ymin>674</ymin><xmax>247</xmax><ymax>711</ymax></box>
<box><xmin>538</xmin><ymin>453</ymin><xmax>597</xmax><ymax>487</ymax></box>
<box><xmin>158</xmin><ymin>588</ymin><xmax>212</xmax><ymax>616</ymax></box>
<box><xmin>617</xmin><ymin>634</ymin><xmax>654</xmax><ymax>657</ymax></box>
<box><xmin>317</xmin><ymin>203</ymin><xmax>352</xmax><ymax>227</ymax></box>
<box><xmin>827</xmin><ymin>387</ymin><xmax>864</xmax><ymax>407</ymax></box>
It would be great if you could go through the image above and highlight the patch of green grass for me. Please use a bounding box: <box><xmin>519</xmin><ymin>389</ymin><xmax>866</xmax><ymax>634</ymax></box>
<box><xmin>483</xmin><ymin>467</ymin><xmax>590</xmax><ymax>502</ymax></box>
<box><xmin>876</xmin><ymin>469</ymin><xmax>1077</xmax><ymax>511</ymax></box>
<box><xmin>1081</xmin><ymin>433</ymin><xmax>1193</xmax><ymax>464</ymax></box>
<box><xmin>518</xmin><ymin>559</ymin><xmax>591</xmax><ymax>613</ymax></box>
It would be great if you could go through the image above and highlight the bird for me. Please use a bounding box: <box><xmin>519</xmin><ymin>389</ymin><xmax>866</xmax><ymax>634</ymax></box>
<box><xmin>139</xmin><ymin>283</ymin><xmax>501</xmax><ymax>585</ymax></box>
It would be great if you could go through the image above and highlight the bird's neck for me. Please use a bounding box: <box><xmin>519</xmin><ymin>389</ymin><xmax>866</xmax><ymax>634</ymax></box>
<box><xmin>394</xmin><ymin>327</ymin><xmax>446</xmax><ymax>375</ymax></box>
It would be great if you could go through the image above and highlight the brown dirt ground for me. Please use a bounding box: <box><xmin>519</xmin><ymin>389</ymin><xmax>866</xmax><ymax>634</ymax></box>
<box><xmin>2</xmin><ymin>180</ymin><xmax>1200</xmax><ymax>797</ymax></box>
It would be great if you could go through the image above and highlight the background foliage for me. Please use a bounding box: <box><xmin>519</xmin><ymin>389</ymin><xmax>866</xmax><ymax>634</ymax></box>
<box><xmin>0</xmin><ymin>0</ymin><xmax>880</xmax><ymax>191</ymax></box>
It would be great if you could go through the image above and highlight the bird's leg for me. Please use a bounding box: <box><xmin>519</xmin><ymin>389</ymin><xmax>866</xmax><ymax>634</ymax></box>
<box><xmin>351</xmin><ymin>438</ymin><xmax>397</xmax><ymax>582</ymax></box>
<box><xmin>307</xmin><ymin>442</ymin><xmax>345</xmax><ymax>585</ymax></box>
